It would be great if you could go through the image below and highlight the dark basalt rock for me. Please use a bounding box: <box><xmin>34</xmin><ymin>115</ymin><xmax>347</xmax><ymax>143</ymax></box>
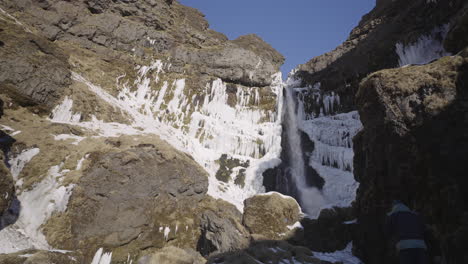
<box><xmin>354</xmin><ymin>51</ymin><xmax>468</xmax><ymax>264</ymax></box>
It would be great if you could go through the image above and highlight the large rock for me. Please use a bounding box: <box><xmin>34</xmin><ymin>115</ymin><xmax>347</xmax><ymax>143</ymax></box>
<box><xmin>354</xmin><ymin>51</ymin><xmax>468</xmax><ymax>264</ymax></box>
<box><xmin>243</xmin><ymin>192</ymin><xmax>303</xmax><ymax>240</ymax></box>
<box><xmin>0</xmin><ymin>18</ymin><xmax>71</xmax><ymax>109</ymax></box>
<box><xmin>43</xmin><ymin>142</ymin><xmax>209</xmax><ymax>261</ymax></box>
<box><xmin>198</xmin><ymin>201</ymin><xmax>250</xmax><ymax>257</ymax></box>
<box><xmin>297</xmin><ymin>207</ymin><xmax>355</xmax><ymax>252</ymax></box>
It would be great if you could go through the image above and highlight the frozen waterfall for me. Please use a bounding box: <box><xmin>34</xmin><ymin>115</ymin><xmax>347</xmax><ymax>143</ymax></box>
<box><xmin>283</xmin><ymin>79</ymin><xmax>325</xmax><ymax>217</ymax></box>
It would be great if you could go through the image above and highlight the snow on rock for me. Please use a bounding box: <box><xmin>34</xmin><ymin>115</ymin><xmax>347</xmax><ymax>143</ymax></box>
<box><xmin>396</xmin><ymin>24</ymin><xmax>451</xmax><ymax>67</ymax></box>
<box><xmin>54</xmin><ymin>134</ymin><xmax>85</xmax><ymax>145</ymax></box>
<box><xmin>49</xmin><ymin>62</ymin><xmax>284</xmax><ymax>211</ymax></box>
<box><xmin>91</xmin><ymin>248</ymin><xmax>113</xmax><ymax>264</ymax></box>
<box><xmin>9</xmin><ymin>148</ymin><xmax>40</xmax><ymax>184</ymax></box>
<box><xmin>50</xmin><ymin>96</ymin><xmax>82</xmax><ymax>123</ymax></box>
<box><xmin>312</xmin><ymin>243</ymin><xmax>363</xmax><ymax>264</ymax></box>
<box><xmin>0</xmin><ymin>163</ymin><xmax>75</xmax><ymax>253</ymax></box>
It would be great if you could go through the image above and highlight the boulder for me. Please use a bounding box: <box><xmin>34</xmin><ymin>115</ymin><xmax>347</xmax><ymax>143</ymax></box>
<box><xmin>197</xmin><ymin>201</ymin><xmax>250</xmax><ymax>256</ymax></box>
<box><xmin>297</xmin><ymin>207</ymin><xmax>355</xmax><ymax>252</ymax></box>
<box><xmin>43</xmin><ymin>142</ymin><xmax>209</xmax><ymax>262</ymax></box>
<box><xmin>243</xmin><ymin>192</ymin><xmax>303</xmax><ymax>240</ymax></box>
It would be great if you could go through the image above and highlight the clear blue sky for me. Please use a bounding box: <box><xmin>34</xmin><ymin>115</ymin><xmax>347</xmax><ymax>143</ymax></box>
<box><xmin>179</xmin><ymin>0</ymin><xmax>375</xmax><ymax>78</ymax></box>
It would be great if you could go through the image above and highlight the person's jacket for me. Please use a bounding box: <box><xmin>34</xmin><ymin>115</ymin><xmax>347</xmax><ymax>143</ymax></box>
<box><xmin>385</xmin><ymin>203</ymin><xmax>427</xmax><ymax>251</ymax></box>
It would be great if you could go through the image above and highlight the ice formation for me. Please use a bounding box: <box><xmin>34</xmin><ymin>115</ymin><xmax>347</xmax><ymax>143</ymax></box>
<box><xmin>91</xmin><ymin>248</ymin><xmax>113</xmax><ymax>264</ymax></box>
<box><xmin>46</xmin><ymin>60</ymin><xmax>284</xmax><ymax>210</ymax></box>
<box><xmin>396</xmin><ymin>24</ymin><xmax>451</xmax><ymax>67</ymax></box>
<box><xmin>283</xmin><ymin>81</ymin><xmax>325</xmax><ymax>217</ymax></box>
<box><xmin>0</xmin><ymin>160</ymin><xmax>75</xmax><ymax>253</ymax></box>
<box><xmin>9</xmin><ymin>148</ymin><xmax>40</xmax><ymax>184</ymax></box>
<box><xmin>285</xmin><ymin>77</ymin><xmax>361</xmax><ymax>218</ymax></box>
<box><xmin>50</xmin><ymin>96</ymin><xmax>82</xmax><ymax>123</ymax></box>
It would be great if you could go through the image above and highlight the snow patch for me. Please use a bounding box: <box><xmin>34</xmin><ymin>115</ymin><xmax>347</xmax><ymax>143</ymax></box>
<box><xmin>91</xmin><ymin>248</ymin><xmax>113</xmax><ymax>264</ymax></box>
<box><xmin>50</xmin><ymin>96</ymin><xmax>82</xmax><ymax>123</ymax></box>
<box><xmin>54</xmin><ymin>134</ymin><xmax>85</xmax><ymax>145</ymax></box>
<box><xmin>0</xmin><ymin>163</ymin><xmax>75</xmax><ymax>253</ymax></box>
<box><xmin>9</xmin><ymin>148</ymin><xmax>40</xmax><ymax>184</ymax></box>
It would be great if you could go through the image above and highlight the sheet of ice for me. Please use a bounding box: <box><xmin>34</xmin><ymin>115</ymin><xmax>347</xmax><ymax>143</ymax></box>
<box><xmin>50</xmin><ymin>96</ymin><xmax>82</xmax><ymax>123</ymax></box>
<box><xmin>0</xmin><ymin>163</ymin><xmax>75</xmax><ymax>253</ymax></box>
<box><xmin>396</xmin><ymin>24</ymin><xmax>450</xmax><ymax>67</ymax></box>
<box><xmin>0</xmin><ymin>124</ymin><xmax>14</xmax><ymax>131</ymax></box>
<box><xmin>9</xmin><ymin>148</ymin><xmax>40</xmax><ymax>183</ymax></box>
<box><xmin>91</xmin><ymin>248</ymin><xmax>113</xmax><ymax>264</ymax></box>
<box><xmin>313</xmin><ymin>243</ymin><xmax>363</xmax><ymax>264</ymax></box>
<box><xmin>55</xmin><ymin>66</ymin><xmax>284</xmax><ymax>211</ymax></box>
<box><xmin>164</xmin><ymin>226</ymin><xmax>170</xmax><ymax>241</ymax></box>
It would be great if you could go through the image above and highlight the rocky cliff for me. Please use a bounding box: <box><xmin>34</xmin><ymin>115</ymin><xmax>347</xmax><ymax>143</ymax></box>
<box><xmin>0</xmin><ymin>0</ymin><xmax>296</xmax><ymax>263</ymax></box>
<box><xmin>286</xmin><ymin>0</ymin><xmax>468</xmax><ymax>263</ymax></box>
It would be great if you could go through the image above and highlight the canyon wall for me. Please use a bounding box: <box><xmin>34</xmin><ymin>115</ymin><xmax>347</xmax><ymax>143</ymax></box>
<box><xmin>292</xmin><ymin>0</ymin><xmax>468</xmax><ymax>263</ymax></box>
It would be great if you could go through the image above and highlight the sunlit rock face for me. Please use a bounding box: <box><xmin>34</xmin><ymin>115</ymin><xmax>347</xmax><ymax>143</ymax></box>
<box><xmin>0</xmin><ymin>0</ymin><xmax>286</xmax><ymax>262</ymax></box>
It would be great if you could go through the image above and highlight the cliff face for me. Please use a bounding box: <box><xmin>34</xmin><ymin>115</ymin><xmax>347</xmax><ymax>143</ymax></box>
<box><xmin>289</xmin><ymin>0</ymin><xmax>468</xmax><ymax>263</ymax></box>
<box><xmin>354</xmin><ymin>50</ymin><xmax>468</xmax><ymax>264</ymax></box>
<box><xmin>0</xmin><ymin>0</ymin><xmax>291</xmax><ymax>262</ymax></box>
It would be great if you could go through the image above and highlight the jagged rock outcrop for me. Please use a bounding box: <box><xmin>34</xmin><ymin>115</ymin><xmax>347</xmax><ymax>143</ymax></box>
<box><xmin>243</xmin><ymin>192</ymin><xmax>303</xmax><ymax>241</ymax></box>
<box><xmin>353</xmin><ymin>50</ymin><xmax>468</xmax><ymax>264</ymax></box>
<box><xmin>198</xmin><ymin>203</ymin><xmax>250</xmax><ymax>257</ymax></box>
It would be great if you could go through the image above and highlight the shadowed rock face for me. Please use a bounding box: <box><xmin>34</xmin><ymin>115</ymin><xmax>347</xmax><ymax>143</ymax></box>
<box><xmin>354</xmin><ymin>52</ymin><xmax>468</xmax><ymax>264</ymax></box>
<box><xmin>294</xmin><ymin>0</ymin><xmax>466</xmax><ymax>112</ymax></box>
